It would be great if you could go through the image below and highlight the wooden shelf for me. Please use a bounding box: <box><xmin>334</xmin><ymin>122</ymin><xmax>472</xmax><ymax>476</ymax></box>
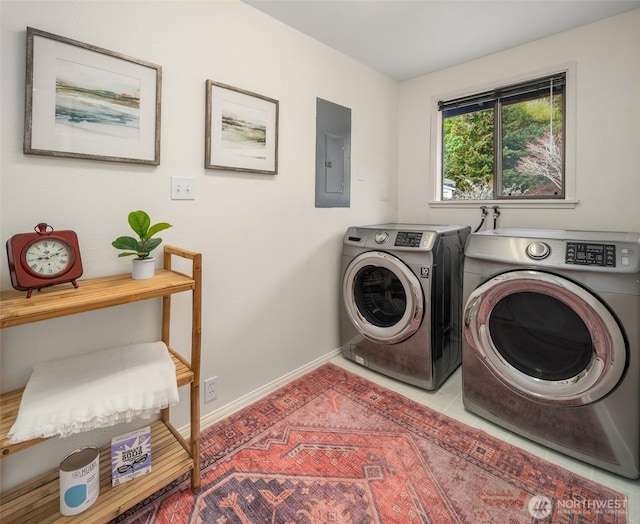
<box><xmin>0</xmin><ymin>246</ymin><xmax>202</xmax><ymax>521</ymax></box>
<box><xmin>0</xmin><ymin>420</ymin><xmax>192</xmax><ymax>524</ymax></box>
<box><xmin>0</xmin><ymin>269</ymin><xmax>195</xmax><ymax>328</ymax></box>
<box><xmin>0</xmin><ymin>349</ymin><xmax>193</xmax><ymax>458</ymax></box>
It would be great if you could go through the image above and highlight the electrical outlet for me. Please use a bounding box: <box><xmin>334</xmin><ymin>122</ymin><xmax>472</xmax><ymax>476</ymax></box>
<box><xmin>204</xmin><ymin>376</ymin><xmax>218</xmax><ymax>402</ymax></box>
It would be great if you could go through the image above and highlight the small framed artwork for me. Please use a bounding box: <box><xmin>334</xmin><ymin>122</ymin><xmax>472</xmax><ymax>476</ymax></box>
<box><xmin>205</xmin><ymin>80</ymin><xmax>278</xmax><ymax>175</ymax></box>
<box><xmin>24</xmin><ymin>27</ymin><xmax>162</xmax><ymax>165</ymax></box>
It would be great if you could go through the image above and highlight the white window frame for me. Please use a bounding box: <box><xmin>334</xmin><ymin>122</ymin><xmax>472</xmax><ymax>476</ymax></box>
<box><xmin>429</xmin><ymin>63</ymin><xmax>577</xmax><ymax>209</ymax></box>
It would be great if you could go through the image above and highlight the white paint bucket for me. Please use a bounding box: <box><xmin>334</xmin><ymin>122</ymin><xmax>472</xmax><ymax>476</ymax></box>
<box><xmin>59</xmin><ymin>446</ymin><xmax>100</xmax><ymax>516</ymax></box>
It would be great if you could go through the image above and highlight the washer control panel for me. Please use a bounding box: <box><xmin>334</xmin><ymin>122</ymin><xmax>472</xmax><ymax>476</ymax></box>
<box><xmin>565</xmin><ymin>242</ymin><xmax>616</xmax><ymax>267</ymax></box>
<box><xmin>394</xmin><ymin>231</ymin><xmax>423</xmax><ymax>248</ymax></box>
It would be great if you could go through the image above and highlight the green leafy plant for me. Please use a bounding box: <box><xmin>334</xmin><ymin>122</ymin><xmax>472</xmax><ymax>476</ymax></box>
<box><xmin>112</xmin><ymin>210</ymin><xmax>172</xmax><ymax>259</ymax></box>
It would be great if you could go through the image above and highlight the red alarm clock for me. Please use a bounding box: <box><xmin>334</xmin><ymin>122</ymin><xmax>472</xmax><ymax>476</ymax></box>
<box><xmin>6</xmin><ymin>223</ymin><xmax>83</xmax><ymax>298</ymax></box>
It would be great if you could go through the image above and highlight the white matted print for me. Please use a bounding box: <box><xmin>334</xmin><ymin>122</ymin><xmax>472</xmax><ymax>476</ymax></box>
<box><xmin>24</xmin><ymin>27</ymin><xmax>161</xmax><ymax>165</ymax></box>
<box><xmin>205</xmin><ymin>81</ymin><xmax>278</xmax><ymax>174</ymax></box>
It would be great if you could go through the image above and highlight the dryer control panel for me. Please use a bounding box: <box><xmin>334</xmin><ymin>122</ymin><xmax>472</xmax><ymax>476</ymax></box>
<box><xmin>566</xmin><ymin>243</ymin><xmax>616</xmax><ymax>267</ymax></box>
<box><xmin>466</xmin><ymin>229</ymin><xmax>640</xmax><ymax>273</ymax></box>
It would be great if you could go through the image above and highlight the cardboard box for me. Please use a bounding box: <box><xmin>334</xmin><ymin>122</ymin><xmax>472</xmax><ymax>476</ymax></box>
<box><xmin>111</xmin><ymin>426</ymin><xmax>151</xmax><ymax>486</ymax></box>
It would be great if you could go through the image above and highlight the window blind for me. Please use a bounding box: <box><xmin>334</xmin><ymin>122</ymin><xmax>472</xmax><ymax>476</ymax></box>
<box><xmin>438</xmin><ymin>72</ymin><xmax>566</xmax><ymax>117</ymax></box>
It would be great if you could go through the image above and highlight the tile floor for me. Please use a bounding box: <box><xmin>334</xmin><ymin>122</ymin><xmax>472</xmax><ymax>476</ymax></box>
<box><xmin>330</xmin><ymin>355</ymin><xmax>640</xmax><ymax>522</ymax></box>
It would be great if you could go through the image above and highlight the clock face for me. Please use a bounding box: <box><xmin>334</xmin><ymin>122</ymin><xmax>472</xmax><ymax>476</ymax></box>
<box><xmin>6</xmin><ymin>224</ymin><xmax>83</xmax><ymax>297</ymax></box>
<box><xmin>22</xmin><ymin>238</ymin><xmax>73</xmax><ymax>278</ymax></box>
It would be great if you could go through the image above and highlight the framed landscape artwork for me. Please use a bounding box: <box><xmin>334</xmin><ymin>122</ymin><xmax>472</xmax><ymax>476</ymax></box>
<box><xmin>205</xmin><ymin>81</ymin><xmax>278</xmax><ymax>175</ymax></box>
<box><xmin>24</xmin><ymin>27</ymin><xmax>162</xmax><ymax>165</ymax></box>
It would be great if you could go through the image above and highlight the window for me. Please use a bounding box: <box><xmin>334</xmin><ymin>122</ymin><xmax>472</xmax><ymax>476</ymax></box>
<box><xmin>439</xmin><ymin>72</ymin><xmax>565</xmax><ymax>201</ymax></box>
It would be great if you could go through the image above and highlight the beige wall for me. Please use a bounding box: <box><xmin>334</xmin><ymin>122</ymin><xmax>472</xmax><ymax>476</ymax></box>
<box><xmin>0</xmin><ymin>0</ymin><xmax>398</xmax><ymax>489</ymax></box>
<box><xmin>398</xmin><ymin>9</ymin><xmax>640</xmax><ymax>233</ymax></box>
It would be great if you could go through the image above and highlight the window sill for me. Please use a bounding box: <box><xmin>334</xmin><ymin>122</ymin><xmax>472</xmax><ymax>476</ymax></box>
<box><xmin>429</xmin><ymin>199</ymin><xmax>579</xmax><ymax>209</ymax></box>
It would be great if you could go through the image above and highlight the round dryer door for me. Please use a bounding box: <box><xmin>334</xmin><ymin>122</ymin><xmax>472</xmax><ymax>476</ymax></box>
<box><xmin>464</xmin><ymin>270</ymin><xmax>626</xmax><ymax>406</ymax></box>
<box><xmin>343</xmin><ymin>251</ymin><xmax>424</xmax><ymax>344</ymax></box>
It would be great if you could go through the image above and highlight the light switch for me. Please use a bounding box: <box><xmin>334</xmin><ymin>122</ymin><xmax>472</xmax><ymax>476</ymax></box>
<box><xmin>171</xmin><ymin>177</ymin><xmax>195</xmax><ymax>200</ymax></box>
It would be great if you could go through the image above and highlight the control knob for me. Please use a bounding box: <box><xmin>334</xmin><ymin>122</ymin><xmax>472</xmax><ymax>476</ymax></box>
<box><xmin>526</xmin><ymin>242</ymin><xmax>551</xmax><ymax>260</ymax></box>
<box><xmin>375</xmin><ymin>232</ymin><xmax>389</xmax><ymax>244</ymax></box>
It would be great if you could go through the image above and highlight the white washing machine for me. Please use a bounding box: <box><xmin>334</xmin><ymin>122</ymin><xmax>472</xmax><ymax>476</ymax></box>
<box><xmin>340</xmin><ymin>224</ymin><xmax>470</xmax><ymax>390</ymax></box>
<box><xmin>462</xmin><ymin>228</ymin><xmax>640</xmax><ymax>478</ymax></box>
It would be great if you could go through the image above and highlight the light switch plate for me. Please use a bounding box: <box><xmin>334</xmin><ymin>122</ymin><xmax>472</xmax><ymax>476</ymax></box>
<box><xmin>171</xmin><ymin>177</ymin><xmax>195</xmax><ymax>200</ymax></box>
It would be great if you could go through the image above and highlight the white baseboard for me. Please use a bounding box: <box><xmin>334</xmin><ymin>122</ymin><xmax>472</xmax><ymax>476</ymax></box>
<box><xmin>178</xmin><ymin>348</ymin><xmax>341</xmax><ymax>439</ymax></box>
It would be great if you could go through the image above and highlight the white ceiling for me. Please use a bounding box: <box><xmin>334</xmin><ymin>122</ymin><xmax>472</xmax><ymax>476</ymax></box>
<box><xmin>243</xmin><ymin>0</ymin><xmax>640</xmax><ymax>81</ymax></box>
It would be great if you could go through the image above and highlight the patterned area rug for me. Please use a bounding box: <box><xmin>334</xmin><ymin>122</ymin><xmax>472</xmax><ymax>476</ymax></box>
<box><xmin>114</xmin><ymin>363</ymin><xmax>628</xmax><ymax>523</ymax></box>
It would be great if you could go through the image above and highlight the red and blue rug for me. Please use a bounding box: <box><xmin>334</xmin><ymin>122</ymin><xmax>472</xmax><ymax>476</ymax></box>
<box><xmin>114</xmin><ymin>362</ymin><xmax>628</xmax><ymax>523</ymax></box>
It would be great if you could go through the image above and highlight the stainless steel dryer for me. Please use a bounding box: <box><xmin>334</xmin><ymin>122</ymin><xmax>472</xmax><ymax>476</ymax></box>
<box><xmin>462</xmin><ymin>228</ymin><xmax>640</xmax><ymax>478</ymax></box>
<box><xmin>341</xmin><ymin>224</ymin><xmax>470</xmax><ymax>390</ymax></box>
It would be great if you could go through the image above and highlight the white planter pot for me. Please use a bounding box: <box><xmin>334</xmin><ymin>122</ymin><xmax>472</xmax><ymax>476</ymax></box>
<box><xmin>131</xmin><ymin>257</ymin><xmax>155</xmax><ymax>280</ymax></box>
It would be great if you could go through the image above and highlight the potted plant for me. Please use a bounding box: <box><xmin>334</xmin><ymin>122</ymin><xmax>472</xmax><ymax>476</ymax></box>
<box><xmin>112</xmin><ymin>210</ymin><xmax>172</xmax><ymax>280</ymax></box>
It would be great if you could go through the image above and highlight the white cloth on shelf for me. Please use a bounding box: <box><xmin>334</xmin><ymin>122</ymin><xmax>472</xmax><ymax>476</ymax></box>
<box><xmin>8</xmin><ymin>341</ymin><xmax>179</xmax><ymax>444</ymax></box>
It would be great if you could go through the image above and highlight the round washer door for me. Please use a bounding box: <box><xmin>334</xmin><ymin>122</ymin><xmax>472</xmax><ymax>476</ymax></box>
<box><xmin>343</xmin><ymin>251</ymin><xmax>424</xmax><ymax>344</ymax></box>
<box><xmin>464</xmin><ymin>270</ymin><xmax>626</xmax><ymax>406</ymax></box>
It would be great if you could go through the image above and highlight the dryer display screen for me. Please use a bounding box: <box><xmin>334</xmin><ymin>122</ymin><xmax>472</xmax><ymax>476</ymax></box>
<box><xmin>395</xmin><ymin>232</ymin><xmax>422</xmax><ymax>247</ymax></box>
<box><xmin>566</xmin><ymin>243</ymin><xmax>616</xmax><ymax>267</ymax></box>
